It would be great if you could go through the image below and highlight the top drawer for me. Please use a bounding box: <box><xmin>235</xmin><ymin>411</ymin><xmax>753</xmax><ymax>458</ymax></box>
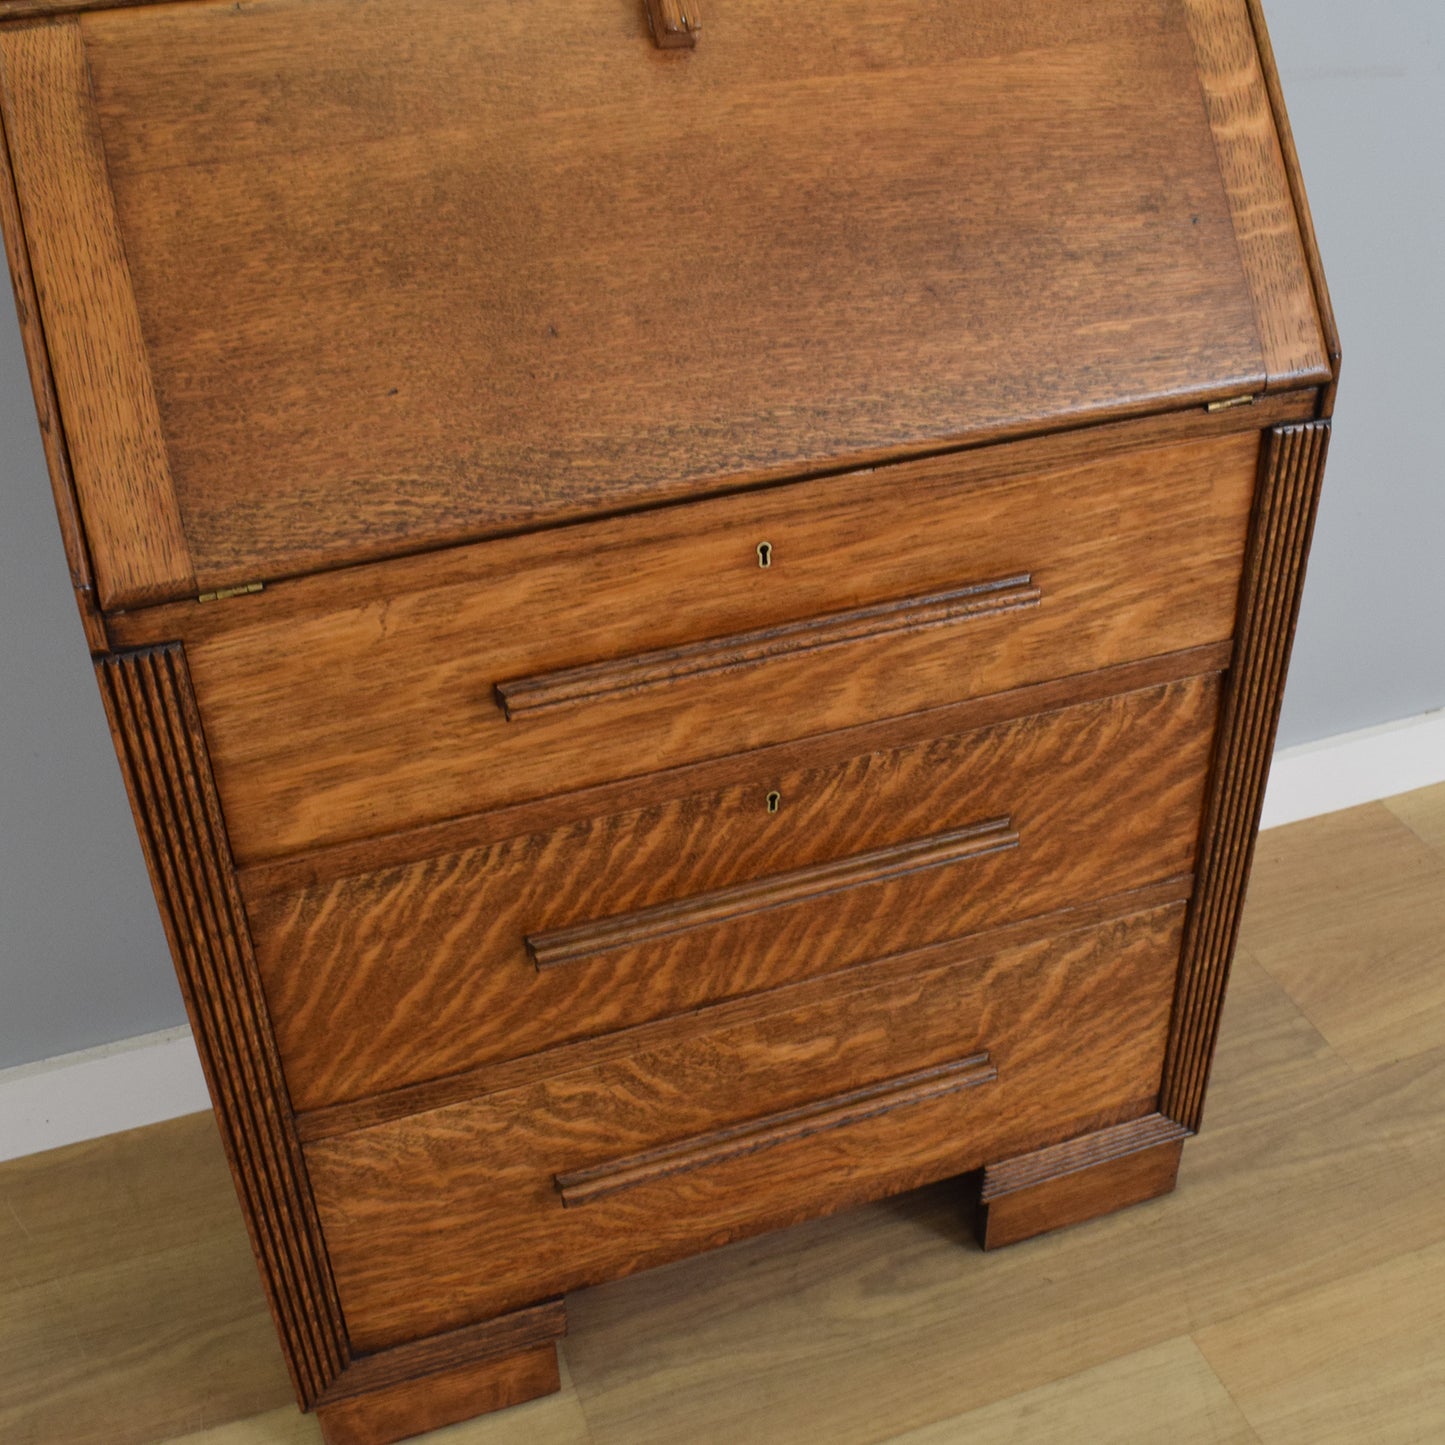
<box><xmin>0</xmin><ymin>0</ymin><xmax>1328</xmax><ymax>606</ymax></box>
<box><xmin>183</xmin><ymin>431</ymin><xmax>1258</xmax><ymax>863</ymax></box>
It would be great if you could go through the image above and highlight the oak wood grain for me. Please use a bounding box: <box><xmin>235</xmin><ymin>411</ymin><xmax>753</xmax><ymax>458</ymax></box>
<box><xmin>304</xmin><ymin>903</ymin><xmax>1186</xmax><ymax>1349</ymax></box>
<box><xmin>1181</xmin><ymin>0</ymin><xmax>1331</xmax><ymax>394</ymax></box>
<box><xmin>296</xmin><ymin>878</ymin><xmax>1196</xmax><ymax>1143</ymax></box>
<box><xmin>0</xmin><ymin>18</ymin><xmax>191</xmax><ymax>609</ymax></box>
<box><xmin>250</xmin><ymin>674</ymin><xmax>1219</xmax><ymax>1111</ymax></box>
<box><xmin>93</xmin><ymin>646</ymin><xmax>347</xmax><ymax>1407</ymax></box>
<box><xmin>181</xmin><ymin>431</ymin><xmax>1256</xmax><ymax>864</ymax></box>
<box><xmin>65</xmin><ymin>0</ymin><xmax>1268</xmax><ymax>591</ymax></box>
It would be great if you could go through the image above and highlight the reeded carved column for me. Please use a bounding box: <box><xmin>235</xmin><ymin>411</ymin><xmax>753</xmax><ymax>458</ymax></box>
<box><xmin>95</xmin><ymin>644</ymin><xmax>350</xmax><ymax>1406</ymax></box>
<box><xmin>1162</xmin><ymin>421</ymin><xmax>1332</xmax><ymax>1130</ymax></box>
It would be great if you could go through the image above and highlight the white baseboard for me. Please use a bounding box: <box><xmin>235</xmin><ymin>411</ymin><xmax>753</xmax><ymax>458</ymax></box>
<box><xmin>0</xmin><ymin>1025</ymin><xmax>209</xmax><ymax>1163</ymax></box>
<box><xmin>1260</xmin><ymin>707</ymin><xmax>1445</xmax><ymax>830</ymax></box>
<box><xmin>3</xmin><ymin>708</ymin><xmax>1442</xmax><ymax>1163</ymax></box>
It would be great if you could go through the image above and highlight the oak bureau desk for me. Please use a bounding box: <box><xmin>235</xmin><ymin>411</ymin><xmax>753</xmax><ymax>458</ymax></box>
<box><xmin>0</xmin><ymin>0</ymin><xmax>1337</xmax><ymax>1439</ymax></box>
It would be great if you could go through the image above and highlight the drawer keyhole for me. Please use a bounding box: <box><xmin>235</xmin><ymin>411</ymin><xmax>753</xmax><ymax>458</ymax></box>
<box><xmin>766</xmin><ymin>790</ymin><xmax>782</xmax><ymax>815</ymax></box>
<box><xmin>757</xmin><ymin>541</ymin><xmax>773</xmax><ymax>569</ymax></box>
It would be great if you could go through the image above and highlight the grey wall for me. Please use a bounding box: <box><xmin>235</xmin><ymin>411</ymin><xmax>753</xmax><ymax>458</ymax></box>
<box><xmin>1267</xmin><ymin>1</ymin><xmax>1445</xmax><ymax>746</ymax></box>
<box><xmin>1</xmin><ymin>0</ymin><xmax>1443</xmax><ymax>1070</ymax></box>
<box><xmin>0</xmin><ymin>312</ymin><xmax>182</xmax><ymax>1069</ymax></box>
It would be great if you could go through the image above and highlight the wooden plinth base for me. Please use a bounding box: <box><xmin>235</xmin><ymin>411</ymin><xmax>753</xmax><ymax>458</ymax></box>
<box><xmin>977</xmin><ymin>1114</ymin><xmax>1190</xmax><ymax>1250</ymax></box>
<box><xmin>313</xmin><ymin>1300</ymin><xmax>566</xmax><ymax>1445</ymax></box>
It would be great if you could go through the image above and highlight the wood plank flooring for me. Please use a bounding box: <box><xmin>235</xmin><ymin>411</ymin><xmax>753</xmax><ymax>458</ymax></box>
<box><xmin>3</xmin><ymin>784</ymin><xmax>1443</xmax><ymax>1444</ymax></box>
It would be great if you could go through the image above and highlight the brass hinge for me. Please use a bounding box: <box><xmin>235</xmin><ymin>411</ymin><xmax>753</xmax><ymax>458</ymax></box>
<box><xmin>197</xmin><ymin>582</ymin><xmax>265</xmax><ymax>603</ymax></box>
<box><xmin>1206</xmin><ymin>394</ymin><xmax>1258</xmax><ymax>413</ymax></box>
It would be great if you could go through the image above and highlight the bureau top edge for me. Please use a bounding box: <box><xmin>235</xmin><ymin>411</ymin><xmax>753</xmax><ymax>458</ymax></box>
<box><xmin>0</xmin><ymin>0</ymin><xmax>1337</xmax><ymax>616</ymax></box>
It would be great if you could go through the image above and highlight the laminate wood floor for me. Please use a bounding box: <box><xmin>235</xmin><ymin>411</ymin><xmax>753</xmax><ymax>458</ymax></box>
<box><xmin>4</xmin><ymin>784</ymin><xmax>1443</xmax><ymax>1445</ymax></box>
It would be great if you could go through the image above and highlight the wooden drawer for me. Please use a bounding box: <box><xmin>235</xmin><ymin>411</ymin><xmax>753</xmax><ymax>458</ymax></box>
<box><xmin>249</xmin><ymin>671</ymin><xmax>1219</xmax><ymax>1113</ymax></box>
<box><xmin>189</xmin><ymin>431</ymin><xmax>1256</xmax><ymax>863</ymax></box>
<box><xmin>304</xmin><ymin>901</ymin><xmax>1186</xmax><ymax>1351</ymax></box>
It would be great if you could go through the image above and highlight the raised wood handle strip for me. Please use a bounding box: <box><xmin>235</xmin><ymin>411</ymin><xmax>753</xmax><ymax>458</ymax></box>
<box><xmin>555</xmin><ymin>1054</ymin><xmax>997</xmax><ymax>1207</ymax></box>
<box><xmin>645</xmin><ymin>0</ymin><xmax>700</xmax><ymax>48</ymax></box>
<box><xmin>496</xmin><ymin>575</ymin><xmax>1041</xmax><ymax>720</ymax></box>
<box><xmin>527</xmin><ymin>817</ymin><xmax>1018</xmax><ymax>970</ymax></box>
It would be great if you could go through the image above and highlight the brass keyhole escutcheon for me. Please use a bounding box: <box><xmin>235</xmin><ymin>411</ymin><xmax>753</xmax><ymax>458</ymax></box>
<box><xmin>757</xmin><ymin>541</ymin><xmax>773</xmax><ymax>569</ymax></box>
<box><xmin>766</xmin><ymin>790</ymin><xmax>782</xmax><ymax>815</ymax></box>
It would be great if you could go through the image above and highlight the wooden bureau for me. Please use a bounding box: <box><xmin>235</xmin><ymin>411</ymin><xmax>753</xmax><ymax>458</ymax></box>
<box><xmin>0</xmin><ymin>1</ymin><xmax>1337</xmax><ymax>1440</ymax></box>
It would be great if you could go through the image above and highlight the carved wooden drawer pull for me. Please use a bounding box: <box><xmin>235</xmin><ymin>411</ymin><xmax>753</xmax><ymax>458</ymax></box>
<box><xmin>526</xmin><ymin>816</ymin><xmax>1018</xmax><ymax>970</ymax></box>
<box><xmin>646</xmin><ymin>0</ymin><xmax>701</xmax><ymax>48</ymax></box>
<box><xmin>554</xmin><ymin>1053</ymin><xmax>998</xmax><ymax>1207</ymax></box>
<box><xmin>495</xmin><ymin>574</ymin><xmax>1042</xmax><ymax>720</ymax></box>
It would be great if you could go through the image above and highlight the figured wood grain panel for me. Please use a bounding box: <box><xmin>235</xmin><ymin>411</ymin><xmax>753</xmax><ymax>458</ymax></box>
<box><xmin>556</xmin><ymin>1055</ymin><xmax>997</xmax><ymax>1207</ymax></box>
<box><xmin>70</xmin><ymin>0</ymin><xmax>1263</xmax><ymax>588</ymax></box>
<box><xmin>497</xmin><ymin>577</ymin><xmax>1041</xmax><ymax>720</ymax></box>
<box><xmin>0</xmin><ymin>20</ymin><xmax>191</xmax><ymax>609</ymax></box>
<box><xmin>250</xmin><ymin>673</ymin><xmax>1220</xmax><ymax>1111</ymax></box>
<box><xmin>305</xmin><ymin>903</ymin><xmax>1186</xmax><ymax>1350</ymax></box>
<box><xmin>1162</xmin><ymin>422</ymin><xmax>1330</xmax><ymax>1130</ymax></box>
<box><xmin>92</xmin><ymin>646</ymin><xmax>346</xmax><ymax>1407</ymax></box>
<box><xmin>526</xmin><ymin>819</ymin><xmax>1019</xmax><ymax>971</ymax></box>
<box><xmin>298</xmin><ymin>877</ymin><xmax>1195</xmax><ymax>1143</ymax></box>
<box><xmin>180</xmin><ymin>430</ymin><xmax>1258</xmax><ymax>864</ymax></box>
<box><xmin>1182</xmin><ymin>0</ymin><xmax>1331</xmax><ymax>392</ymax></box>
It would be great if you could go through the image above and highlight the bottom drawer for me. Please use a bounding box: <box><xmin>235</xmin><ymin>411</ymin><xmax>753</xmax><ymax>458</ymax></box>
<box><xmin>305</xmin><ymin>901</ymin><xmax>1187</xmax><ymax>1351</ymax></box>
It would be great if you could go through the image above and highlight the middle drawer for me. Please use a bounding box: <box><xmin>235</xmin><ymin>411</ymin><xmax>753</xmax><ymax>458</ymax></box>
<box><xmin>245</xmin><ymin>671</ymin><xmax>1220</xmax><ymax>1113</ymax></box>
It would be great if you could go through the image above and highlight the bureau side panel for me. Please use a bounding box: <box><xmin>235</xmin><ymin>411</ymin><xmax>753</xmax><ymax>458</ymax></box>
<box><xmin>0</xmin><ymin>82</ymin><xmax>105</xmax><ymax>648</ymax></box>
<box><xmin>0</xmin><ymin>18</ymin><xmax>193</xmax><ymax>608</ymax></box>
<box><xmin>1182</xmin><ymin>0</ymin><xmax>1332</xmax><ymax>393</ymax></box>
<box><xmin>92</xmin><ymin>645</ymin><xmax>348</xmax><ymax>1405</ymax></box>
<box><xmin>1243</xmin><ymin>0</ymin><xmax>1341</xmax><ymax>412</ymax></box>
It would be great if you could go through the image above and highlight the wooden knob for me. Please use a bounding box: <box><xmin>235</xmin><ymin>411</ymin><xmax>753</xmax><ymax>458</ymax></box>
<box><xmin>646</xmin><ymin>0</ymin><xmax>700</xmax><ymax>49</ymax></box>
